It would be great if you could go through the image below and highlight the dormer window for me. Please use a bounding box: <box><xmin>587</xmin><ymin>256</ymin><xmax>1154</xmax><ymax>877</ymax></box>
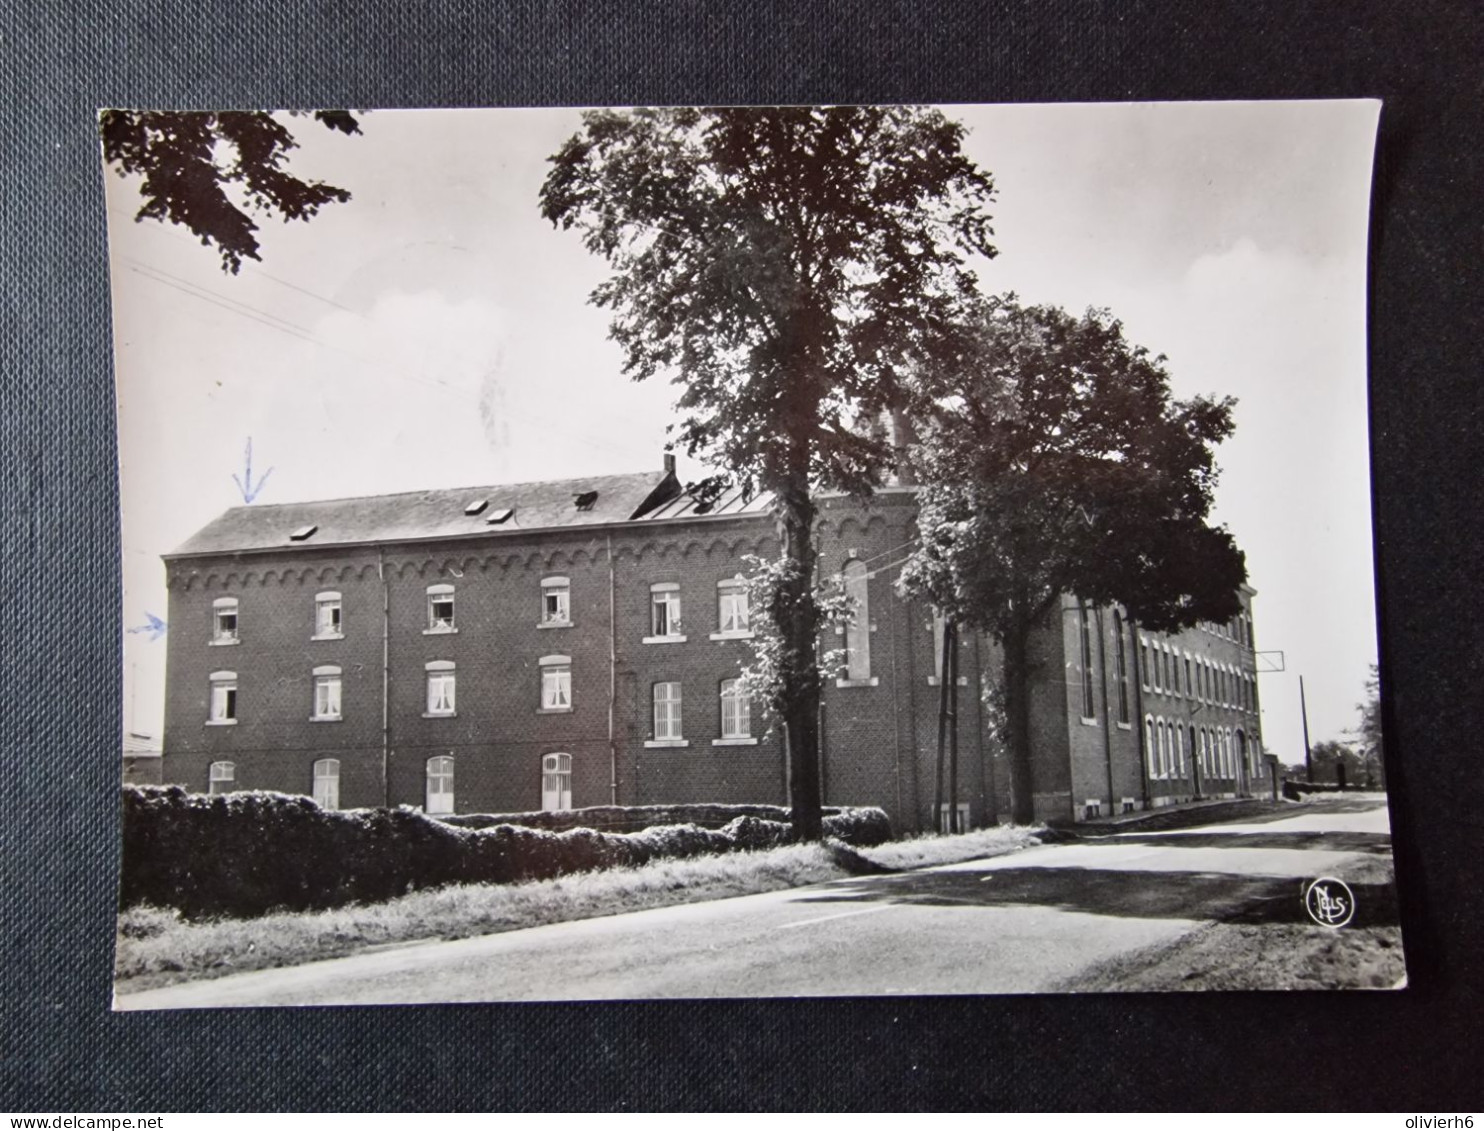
<box><xmin>288</xmin><ymin>524</ymin><xmax>318</xmax><ymax>542</ymax></box>
<box><xmin>486</xmin><ymin>507</ymin><xmax>514</xmax><ymax>525</ymax></box>
<box><xmin>212</xmin><ymin>597</ymin><xmax>239</xmax><ymax>644</ymax></box>
<box><xmin>464</xmin><ymin>498</ymin><xmax>489</xmax><ymax>516</ymax></box>
<box><xmin>426</xmin><ymin>584</ymin><xmax>456</xmax><ymax>633</ymax></box>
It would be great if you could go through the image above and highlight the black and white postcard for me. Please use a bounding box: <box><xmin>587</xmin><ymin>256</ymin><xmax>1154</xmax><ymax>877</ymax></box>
<box><xmin>103</xmin><ymin>101</ymin><xmax>1401</xmax><ymax>1007</ymax></box>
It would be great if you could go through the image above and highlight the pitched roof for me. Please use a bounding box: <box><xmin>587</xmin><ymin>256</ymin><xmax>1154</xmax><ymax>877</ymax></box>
<box><xmin>637</xmin><ymin>481</ymin><xmax>774</xmax><ymax>522</ymax></box>
<box><xmin>168</xmin><ymin>469</ymin><xmax>682</xmax><ymax>558</ymax></box>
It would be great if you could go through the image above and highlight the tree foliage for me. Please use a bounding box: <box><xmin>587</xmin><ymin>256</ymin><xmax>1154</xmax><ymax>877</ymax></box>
<box><xmin>100</xmin><ymin>110</ymin><xmax>360</xmax><ymax>273</ymax></box>
<box><xmin>1350</xmin><ymin>663</ymin><xmax>1386</xmax><ymax>787</ymax></box>
<box><xmin>539</xmin><ymin>106</ymin><xmax>997</xmax><ymax>500</ymax></box>
<box><xmin>541</xmin><ymin>106</ymin><xmax>998</xmax><ymax>838</ymax></box>
<box><xmin>899</xmin><ymin>296</ymin><xmax>1248</xmax><ymax>822</ymax></box>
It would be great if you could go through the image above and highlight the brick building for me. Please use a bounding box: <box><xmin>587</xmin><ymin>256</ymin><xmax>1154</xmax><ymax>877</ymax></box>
<box><xmin>159</xmin><ymin>458</ymin><xmax>1266</xmax><ymax>829</ymax></box>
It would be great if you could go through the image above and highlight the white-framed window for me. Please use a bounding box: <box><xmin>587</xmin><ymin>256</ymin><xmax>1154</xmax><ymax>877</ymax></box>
<box><xmin>312</xmin><ymin>664</ymin><xmax>342</xmax><ymax>720</ymax></box>
<box><xmin>426</xmin><ymin>755</ymin><xmax>454</xmax><ymax>814</ymax></box>
<box><xmin>208</xmin><ymin>670</ymin><xmax>237</xmax><ymax>723</ymax></box>
<box><xmin>716</xmin><ymin>578</ymin><xmax>750</xmax><ymax>635</ymax></box>
<box><xmin>842</xmin><ymin>560</ymin><xmax>872</xmax><ymax>682</ymax></box>
<box><xmin>314</xmin><ymin>591</ymin><xmax>343</xmax><ymax>638</ymax></box>
<box><xmin>649</xmin><ymin>582</ymin><xmax>683</xmax><ymax>639</ymax></box>
<box><xmin>212</xmin><ymin>596</ymin><xmax>239</xmax><ymax>644</ymax></box>
<box><xmin>1173</xmin><ymin>726</ymin><xmax>1185</xmax><ymax>776</ymax></box>
<box><xmin>541</xmin><ymin>752</ymin><xmax>572</xmax><ymax>812</ymax></box>
<box><xmin>426</xmin><ymin>583</ymin><xmax>455</xmax><ymax>633</ymax></box>
<box><xmin>539</xmin><ymin>654</ymin><xmax>572</xmax><ymax>711</ymax></box>
<box><xmin>1155</xmin><ymin>718</ymin><xmax>1168</xmax><ymax>778</ymax></box>
<box><xmin>1113</xmin><ymin>612</ymin><xmax>1130</xmax><ymax>725</ymax></box>
<box><xmin>653</xmin><ymin>681</ymin><xmax>682</xmax><ymax>740</ymax></box>
<box><xmin>312</xmin><ymin>758</ymin><xmax>340</xmax><ymax>809</ymax></box>
<box><xmin>541</xmin><ymin>576</ymin><xmax>571</xmax><ymax>626</ymax></box>
<box><xmin>1144</xmin><ymin>715</ymin><xmax>1157</xmax><ymax>776</ymax></box>
<box><xmin>425</xmin><ymin>660</ymin><xmax>456</xmax><ymax>716</ymax></box>
<box><xmin>208</xmin><ymin>760</ymin><xmax>235</xmax><ymax>794</ymax></box>
<box><xmin>1184</xmin><ymin>654</ymin><xmax>1193</xmax><ymax>701</ymax></box>
<box><xmin>1078</xmin><ymin>602</ymin><xmax>1096</xmax><ymax>721</ymax></box>
<box><xmin>719</xmin><ymin>678</ymin><xmax>751</xmax><ymax>740</ymax></box>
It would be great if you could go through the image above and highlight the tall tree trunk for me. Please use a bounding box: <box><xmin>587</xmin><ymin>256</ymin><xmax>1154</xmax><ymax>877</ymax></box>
<box><xmin>775</xmin><ymin>468</ymin><xmax>824</xmax><ymax>842</ymax></box>
<box><xmin>1001</xmin><ymin>618</ymin><xmax>1037</xmax><ymax>826</ymax></box>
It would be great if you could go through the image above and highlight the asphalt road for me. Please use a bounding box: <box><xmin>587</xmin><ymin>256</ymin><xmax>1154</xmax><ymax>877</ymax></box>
<box><xmin>116</xmin><ymin>799</ymin><xmax>1397</xmax><ymax>1008</ymax></box>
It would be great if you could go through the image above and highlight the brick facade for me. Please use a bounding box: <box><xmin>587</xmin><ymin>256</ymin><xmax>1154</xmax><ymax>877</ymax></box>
<box><xmin>160</xmin><ymin>471</ymin><xmax>1263</xmax><ymax>829</ymax></box>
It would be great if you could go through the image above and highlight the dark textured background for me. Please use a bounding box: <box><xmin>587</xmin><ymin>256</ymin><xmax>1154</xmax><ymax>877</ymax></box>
<box><xmin>2</xmin><ymin>0</ymin><xmax>1481</xmax><ymax>1112</ymax></box>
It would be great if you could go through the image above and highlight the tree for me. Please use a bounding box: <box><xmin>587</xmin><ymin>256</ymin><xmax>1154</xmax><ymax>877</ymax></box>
<box><xmin>1309</xmin><ymin>739</ymin><xmax>1363</xmax><ymax>787</ymax></box>
<box><xmin>898</xmin><ymin>297</ymin><xmax>1248</xmax><ymax>824</ymax></box>
<box><xmin>100</xmin><ymin>110</ymin><xmax>360</xmax><ymax>273</ymax></box>
<box><xmin>540</xmin><ymin>106</ymin><xmax>997</xmax><ymax>839</ymax></box>
<box><xmin>1351</xmin><ymin>664</ymin><xmax>1386</xmax><ymax>787</ymax></box>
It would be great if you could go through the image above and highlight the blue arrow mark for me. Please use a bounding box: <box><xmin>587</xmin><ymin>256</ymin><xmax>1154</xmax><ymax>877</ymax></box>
<box><xmin>232</xmin><ymin>437</ymin><xmax>274</xmax><ymax>504</ymax></box>
<box><xmin>126</xmin><ymin>612</ymin><xmax>168</xmax><ymax>642</ymax></box>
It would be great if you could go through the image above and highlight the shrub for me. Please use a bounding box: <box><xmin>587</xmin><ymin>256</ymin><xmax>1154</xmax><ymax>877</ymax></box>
<box><xmin>120</xmin><ymin>786</ymin><xmax>891</xmax><ymax>920</ymax></box>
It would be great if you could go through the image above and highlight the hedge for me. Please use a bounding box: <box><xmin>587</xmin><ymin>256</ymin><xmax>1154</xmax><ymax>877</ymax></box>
<box><xmin>119</xmin><ymin>786</ymin><xmax>892</xmax><ymax>920</ymax></box>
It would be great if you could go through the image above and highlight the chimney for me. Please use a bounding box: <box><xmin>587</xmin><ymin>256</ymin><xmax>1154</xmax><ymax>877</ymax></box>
<box><xmin>663</xmin><ymin>452</ymin><xmax>676</xmax><ymax>476</ymax></box>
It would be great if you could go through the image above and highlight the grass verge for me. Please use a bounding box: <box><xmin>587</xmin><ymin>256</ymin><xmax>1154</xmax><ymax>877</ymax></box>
<box><xmin>115</xmin><ymin>824</ymin><xmax>1042</xmax><ymax>993</ymax></box>
<box><xmin>1054</xmin><ymin>921</ymin><xmax>1406</xmax><ymax>992</ymax></box>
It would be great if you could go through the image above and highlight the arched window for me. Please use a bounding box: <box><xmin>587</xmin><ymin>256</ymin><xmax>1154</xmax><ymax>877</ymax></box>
<box><xmin>208</xmin><ymin>670</ymin><xmax>237</xmax><ymax>723</ymax></box>
<box><xmin>716</xmin><ymin>577</ymin><xmax>750</xmax><ymax>635</ymax></box>
<box><xmin>541</xmin><ymin>576</ymin><xmax>571</xmax><ymax>626</ymax></box>
<box><xmin>312</xmin><ymin>758</ymin><xmax>340</xmax><ymax>809</ymax></box>
<box><xmin>312</xmin><ymin>664</ymin><xmax>342</xmax><ymax>720</ymax></box>
<box><xmin>1237</xmin><ymin>730</ymin><xmax>1250</xmax><ymax>777</ymax></box>
<box><xmin>1173</xmin><ymin>725</ymin><xmax>1185</xmax><ymax>776</ymax></box>
<box><xmin>426</xmin><ymin>583</ymin><xmax>455</xmax><ymax>632</ymax></box>
<box><xmin>1113</xmin><ymin>612</ymin><xmax>1130</xmax><ymax>724</ymax></box>
<box><xmin>1155</xmin><ymin>718</ymin><xmax>1167</xmax><ymax>777</ymax></box>
<box><xmin>426</xmin><ymin>755</ymin><xmax>455</xmax><ymax>814</ymax></box>
<box><xmin>314</xmin><ymin>591</ymin><xmax>342</xmax><ymax>638</ymax></box>
<box><xmin>1144</xmin><ymin>715</ymin><xmax>1157</xmax><ymax>775</ymax></box>
<box><xmin>541</xmin><ymin>752</ymin><xmax>572</xmax><ymax>812</ymax></box>
<box><xmin>652</xmin><ymin>681</ymin><xmax>683</xmax><ymax>741</ymax></box>
<box><xmin>720</xmin><ymin>677</ymin><xmax>751</xmax><ymax>739</ymax></box>
<box><xmin>425</xmin><ymin>660</ymin><xmax>456</xmax><ymax>716</ymax></box>
<box><xmin>208</xmin><ymin>760</ymin><xmax>235</xmax><ymax>795</ymax></box>
<box><xmin>539</xmin><ymin>654</ymin><xmax>572</xmax><ymax>711</ymax></box>
<box><xmin>843</xmin><ymin>560</ymin><xmax>871</xmax><ymax>681</ymax></box>
<box><xmin>211</xmin><ymin>596</ymin><xmax>239</xmax><ymax>644</ymax></box>
<box><xmin>649</xmin><ymin>582</ymin><xmax>683</xmax><ymax>639</ymax></box>
<box><xmin>1078</xmin><ymin>602</ymin><xmax>1096</xmax><ymax>721</ymax></box>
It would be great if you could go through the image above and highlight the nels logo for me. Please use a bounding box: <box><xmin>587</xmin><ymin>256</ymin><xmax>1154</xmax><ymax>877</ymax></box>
<box><xmin>1304</xmin><ymin>876</ymin><xmax>1356</xmax><ymax>928</ymax></box>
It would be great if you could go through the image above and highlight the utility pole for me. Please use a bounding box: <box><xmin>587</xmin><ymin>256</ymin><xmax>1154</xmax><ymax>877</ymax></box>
<box><xmin>934</xmin><ymin>619</ymin><xmax>952</xmax><ymax>833</ymax></box>
<box><xmin>1299</xmin><ymin>674</ymin><xmax>1313</xmax><ymax>782</ymax></box>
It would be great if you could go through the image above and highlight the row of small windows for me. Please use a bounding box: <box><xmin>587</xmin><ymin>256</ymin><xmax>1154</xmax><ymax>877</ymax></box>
<box><xmin>1199</xmin><ymin>612</ymin><xmax>1253</xmax><ymax>649</ymax></box>
<box><xmin>207</xmin><ymin>752</ymin><xmax>574</xmax><ymax>815</ymax></box>
<box><xmin>1139</xmin><ymin>637</ymin><xmax>1256</xmax><ymax>711</ymax></box>
<box><xmin>1075</xmin><ymin>605</ymin><xmax>1256</xmax><ymax>724</ymax></box>
<box><xmin>205</xmin><ymin>666</ymin><xmax>754</xmax><ymax>742</ymax></box>
<box><xmin>1142</xmin><ymin>717</ymin><xmax>1253</xmax><ymax>781</ymax></box>
<box><xmin>208</xmin><ymin>578</ymin><xmax>753</xmax><ymax>644</ymax></box>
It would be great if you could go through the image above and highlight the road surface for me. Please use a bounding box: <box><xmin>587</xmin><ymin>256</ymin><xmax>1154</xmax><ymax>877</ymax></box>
<box><xmin>116</xmin><ymin>799</ymin><xmax>1397</xmax><ymax>1008</ymax></box>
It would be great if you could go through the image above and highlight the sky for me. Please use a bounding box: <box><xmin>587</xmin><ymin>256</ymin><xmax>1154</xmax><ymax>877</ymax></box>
<box><xmin>106</xmin><ymin>101</ymin><xmax>1381</xmax><ymax>764</ymax></box>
